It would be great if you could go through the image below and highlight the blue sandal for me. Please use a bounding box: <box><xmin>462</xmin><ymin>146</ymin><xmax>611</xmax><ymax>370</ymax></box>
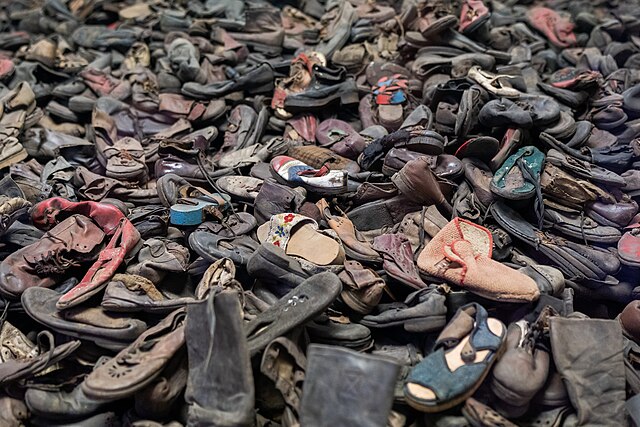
<box><xmin>404</xmin><ymin>303</ymin><xmax>506</xmax><ymax>412</ymax></box>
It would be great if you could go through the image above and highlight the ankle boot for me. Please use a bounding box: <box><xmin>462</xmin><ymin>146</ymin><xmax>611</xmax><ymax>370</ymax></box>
<box><xmin>550</xmin><ymin>317</ymin><xmax>626</xmax><ymax>426</ymax></box>
<box><xmin>185</xmin><ymin>290</ymin><xmax>254</xmax><ymax>427</ymax></box>
<box><xmin>300</xmin><ymin>344</ymin><xmax>399</xmax><ymax>427</ymax></box>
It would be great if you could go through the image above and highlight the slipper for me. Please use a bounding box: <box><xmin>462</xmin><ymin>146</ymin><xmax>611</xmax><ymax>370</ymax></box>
<box><xmin>257</xmin><ymin>213</ymin><xmax>345</xmax><ymax>266</ymax></box>
<box><xmin>467</xmin><ymin>66</ymin><xmax>522</xmax><ymax>98</ymax></box>
<box><xmin>404</xmin><ymin>303</ymin><xmax>506</xmax><ymax>412</ymax></box>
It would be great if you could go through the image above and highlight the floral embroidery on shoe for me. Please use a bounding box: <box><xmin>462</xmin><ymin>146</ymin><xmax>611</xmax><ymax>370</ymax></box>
<box><xmin>265</xmin><ymin>213</ymin><xmax>319</xmax><ymax>250</ymax></box>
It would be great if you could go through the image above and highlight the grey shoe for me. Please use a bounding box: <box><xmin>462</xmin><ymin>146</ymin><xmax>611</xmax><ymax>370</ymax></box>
<box><xmin>300</xmin><ymin>344</ymin><xmax>399</xmax><ymax>427</ymax></box>
<box><xmin>550</xmin><ymin>317</ymin><xmax>626</xmax><ymax>426</ymax></box>
<box><xmin>360</xmin><ymin>285</ymin><xmax>448</xmax><ymax>333</ymax></box>
<box><xmin>185</xmin><ymin>290</ymin><xmax>254</xmax><ymax>427</ymax></box>
<box><xmin>247</xmin><ymin>243</ymin><xmax>310</xmax><ymax>294</ymax></box>
<box><xmin>25</xmin><ymin>384</ymin><xmax>106</xmax><ymax>420</ymax></box>
<box><xmin>245</xmin><ymin>272</ymin><xmax>342</xmax><ymax>356</ymax></box>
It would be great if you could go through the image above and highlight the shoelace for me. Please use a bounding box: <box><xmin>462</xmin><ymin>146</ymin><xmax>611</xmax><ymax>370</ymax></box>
<box><xmin>33</xmin><ymin>231</ymin><xmax>80</xmax><ymax>274</ymax></box>
<box><xmin>34</xmin><ymin>249</ymin><xmax>79</xmax><ymax>275</ymax></box>
<box><xmin>579</xmin><ymin>210</ymin><xmax>589</xmax><ymax>247</ymax></box>
<box><xmin>35</xmin><ymin>331</ymin><xmax>56</xmax><ymax>367</ymax></box>
<box><xmin>0</xmin><ymin>300</ymin><xmax>8</xmax><ymax>332</ymax></box>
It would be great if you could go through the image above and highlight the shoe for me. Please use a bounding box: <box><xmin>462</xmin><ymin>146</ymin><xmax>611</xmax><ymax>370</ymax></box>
<box><xmin>300</xmin><ymin>344</ymin><xmax>399</xmax><ymax>426</ymax></box>
<box><xmin>270</xmin><ymin>155</ymin><xmax>348</xmax><ymax>195</ymax></box>
<box><xmin>417</xmin><ymin>217</ymin><xmax>540</xmax><ymax>302</ymax></box>
<box><xmin>245</xmin><ymin>272</ymin><xmax>342</xmax><ymax>356</ymax></box>
<box><xmin>404</xmin><ymin>303</ymin><xmax>506</xmax><ymax>412</ymax></box>
<box><xmin>0</xmin><ymin>215</ymin><xmax>104</xmax><ymax>298</ymax></box>
<box><xmin>361</xmin><ymin>285</ymin><xmax>447</xmax><ymax>332</ymax></box>
<box><xmin>185</xmin><ymin>291</ymin><xmax>254</xmax><ymax>427</ymax></box>
<box><xmin>82</xmin><ymin>309</ymin><xmax>186</xmax><ymax>401</ymax></box>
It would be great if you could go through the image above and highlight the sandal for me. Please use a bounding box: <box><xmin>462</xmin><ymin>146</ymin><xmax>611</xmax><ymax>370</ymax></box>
<box><xmin>257</xmin><ymin>213</ymin><xmax>345</xmax><ymax>266</ymax></box>
<box><xmin>467</xmin><ymin>66</ymin><xmax>522</xmax><ymax>98</ymax></box>
<box><xmin>404</xmin><ymin>302</ymin><xmax>506</xmax><ymax>412</ymax></box>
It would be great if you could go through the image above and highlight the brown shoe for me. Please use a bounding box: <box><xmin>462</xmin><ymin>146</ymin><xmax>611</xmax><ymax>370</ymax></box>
<box><xmin>317</xmin><ymin>198</ymin><xmax>380</xmax><ymax>263</ymax></box>
<box><xmin>288</xmin><ymin>145</ymin><xmax>360</xmax><ymax>174</ymax></box>
<box><xmin>338</xmin><ymin>260</ymin><xmax>386</xmax><ymax>314</ymax></box>
<box><xmin>82</xmin><ymin>308</ymin><xmax>186</xmax><ymax>401</ymax></box>
<box><xmin>0</xmin><ymin>215</ymin><xmax>105</xmax><ymax>299</ymax></box>
<box><xmin>541</xmin><ymin>163</ymin><xmax>615</xmax><ymax>209</ymax></box>
<box><xmin>391</xmin><ymin>156</ymin><xmax>452</xmax><ymax>213</ymax></box>
<box><xmin>0</xmin><ymin>137</ymin><xmax>28</xmax><ymax>170</ymax></box>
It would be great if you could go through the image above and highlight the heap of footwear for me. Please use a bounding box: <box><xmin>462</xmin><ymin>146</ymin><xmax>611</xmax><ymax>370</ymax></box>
<box><xmin>1</xmin><ymin>0</ymin><xmax>640</xmax><ymax>425</ymax></box>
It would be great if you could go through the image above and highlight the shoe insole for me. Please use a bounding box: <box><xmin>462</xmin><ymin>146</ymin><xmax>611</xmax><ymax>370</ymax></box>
<box><xmin>406</xmin><ymin>318</ymin><xmax>504</xmax><ymax>402</ymax></box>
<box><xmin>458</xmin><ymin>220</ymin><xmax>492</xmax><ymax>258</ymax></box>
<box><xmin>257</xmin><ymin>222</ymin><xmax>343</xmax><ymax>266</ymax></box>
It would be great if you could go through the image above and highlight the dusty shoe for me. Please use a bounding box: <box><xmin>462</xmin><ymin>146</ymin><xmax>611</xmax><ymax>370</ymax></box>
<box><xmin>82</xmin><ymin>309</ymin><xmax>186</xmax><ymax>400</ymax></box>
<box><xmin>417</xmin><ymin>218</ymin><xmax>540</xmax><ymax>302</ymax></box>
<box><xmin>25</xmin><ymin>383</ymin><xmax>107</xmax><ymax>420</ymax></box>
<box><xmin>338</xmin><ymin>260</ymin><xmax>386</xmax><ymax>314</ymax></box>
<box><xmin>550</xmin><ymin>317</ymin><xmax>626</xmax><ymax>426</ymax></box>
<box><xmin>300</xmin><ymin>344</ymin><xmax>399</xmax><ymax>426</ymax></box>
<box><xmin>185</xmin><ymin>291</ymin><xmax>254</xmax><ymax>427</ymax></box>
<box><xmin>0</xmin><ymin>215</ymin><xmax>104</xmax><ymax>299</ymax></box>
<box><xmin>490</xmin><ymin>319</ymin><xmax>550</xmax><ymax>417</ymax></box>
<box><xmin>0</xmin><ymin>137</ymin><xmax>28</xmax><ymax>170</ymax></box>
<box><xmin>103</xmin><ymin>137</ymin><xmax>148</xmax><ymax>183</ymax></box>
<box><xmin>0</xmin><ymin>195</ymin><xmax>30</xmax><ymax>236</ymax></box>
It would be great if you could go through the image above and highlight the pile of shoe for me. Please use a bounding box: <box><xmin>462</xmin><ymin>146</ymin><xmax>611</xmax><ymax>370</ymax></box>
<box><xmin>1</xmin><ymin>0</ymin><xmax>640</xmax><ymax>425</ymax></box>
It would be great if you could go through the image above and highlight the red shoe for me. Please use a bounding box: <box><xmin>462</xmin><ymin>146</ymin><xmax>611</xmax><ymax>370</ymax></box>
<box><xmin>458</xmin><ymin>0</ymin><xmax>490</xmax><ymax>34</ymax></box>
<box><xmin>527</xmin><ymin>7</ymin><xmax>577</xmax><ymax>48</ymax></box>
<box><xmin>31</xmin><ymin>198</ymin><xmax>141</xmax><ymax>309</ymax></box>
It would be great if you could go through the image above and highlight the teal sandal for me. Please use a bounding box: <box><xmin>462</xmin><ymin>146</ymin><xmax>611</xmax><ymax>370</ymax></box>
<box><xmin>404</xmin><ymin>303</ymin><xmax>506</xmax><ymax>412</ymax></box>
